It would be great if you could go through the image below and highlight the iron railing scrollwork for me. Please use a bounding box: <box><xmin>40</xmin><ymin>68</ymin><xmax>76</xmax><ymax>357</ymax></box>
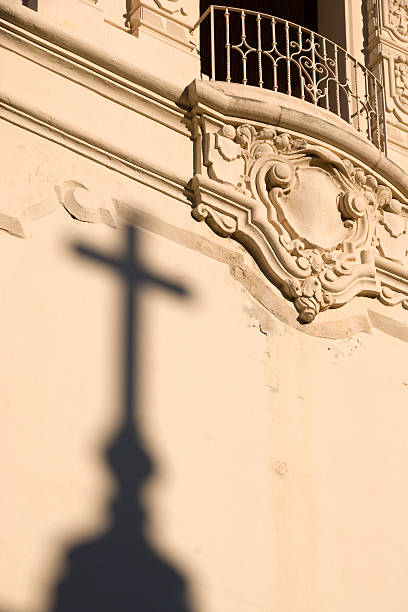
<box><xmin>193</xmin><ymin>6</ymin><xmax>388</xmax><ymax>154</ymax></box>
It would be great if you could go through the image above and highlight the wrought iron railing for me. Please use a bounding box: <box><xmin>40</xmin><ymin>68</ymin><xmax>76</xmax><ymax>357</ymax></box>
<box><xmin>193</xmin><ymin>6</ymin><xmax>388</xmax><ymax>154</ymax></box>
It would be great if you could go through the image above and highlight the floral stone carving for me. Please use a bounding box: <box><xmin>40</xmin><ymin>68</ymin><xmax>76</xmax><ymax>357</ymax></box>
<box><xmin>394</xmin><ymin>57</ymin><xmax>408</xmax><ymax>111</ymax></box>
<box><xmin>192</xmin><ymin>121</ymin><xmax>408</xmax><ymax>322</ymax></box>
<box><xmin>389</xmin><ymin>0</ymin><xmax>408</xmax><ymax>39</ymax></box>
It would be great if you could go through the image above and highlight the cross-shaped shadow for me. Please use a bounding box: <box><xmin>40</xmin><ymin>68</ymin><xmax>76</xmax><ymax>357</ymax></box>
<box><xmin>50</xmin><ymin>224</ymin><xmax>193</xmax><ymax>612</ymax></box>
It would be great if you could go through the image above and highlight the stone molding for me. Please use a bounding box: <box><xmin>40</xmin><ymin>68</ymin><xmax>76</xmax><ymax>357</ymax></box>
<box><xmin>0</xmin><ymin>96</ymin><xmax>189</xmax><ymax>204</ymax></box>
<box><xmin>188</xmin><ymin>81</ymin><xmax>408</xmax><ymax>323</ymax></box>
<box><xmin>0</xmin><ymin>0</ymin><xmax>196</xmax><ymax>208</ymax></box>
<box><xmin>0</xmin><ymin>111</ymin><xmax>194</xmax><ymax>236</ymax></box>
<box><xmin>0</xmin><ymin>0</ymin><xmax>198</xmax><ymax>103</ymax></box>
<box><xmin>22</xmin><ymin>0</ymin><xmax>105</xmax><ymax>37</ymax></box>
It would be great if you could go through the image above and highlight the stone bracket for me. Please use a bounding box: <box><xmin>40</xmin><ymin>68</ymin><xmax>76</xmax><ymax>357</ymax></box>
<box><xmin>188</xmin><ymin>82</ymin><xmax>408</xmax><ymax>323</ymax></box>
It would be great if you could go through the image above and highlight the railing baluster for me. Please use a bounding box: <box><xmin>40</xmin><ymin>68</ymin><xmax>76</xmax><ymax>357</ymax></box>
<box><xmin>285</xmin><ymin>21</ymin><xmax>291</xmax><ymax>96</ymax></box>
<box><xmin>271</xmin><ymin>17</ymin><xmax>278</xmax><ymax>91</ymax></box>
<box><xmin>193</xmin><ymin>6</ymin><xmax>387</xmax><ymax>153</ymax></box>
<box><xmin>257</xmin><ymin>13</ymin><xmax>263</xmax><ymax>88</ymax></box>
<box><xmin>241</xmin><ymin>10</ymin><xmax>247</xmax><ymax>85</ymax></box>
<box><xmin>374</xmin><ymin>76</ymin><xmax>380</xmax><ymax>149</ymax></box>
<box><xmin>381</xmin><ymin>84</ymin><xmax>388</xmax><ymax>155</ymax></box>
<box><xmin>310</xmin><ymin>30</ymin><xmax>317</xmax><ymax>104</ymax></box>
<box><xmin>322</xmin><ymin>37</ymin><xmax>329</xmax><ymax>110</ymax></box>
<box><xmin>298</xmin><ymin>26</ymin><xmax>305</xmax><ymax>101</ymax></box>
<box><xmin>210</xmin><ymin>5</ymin><xmax>215</xmax><ymax>81</ymax></box>
<box><xmin>355</xmin><ymin>59</ymin><xmax>361</xmax><ymax>132</ymax></box>
<box><xmin>364</xmin><ymin>67</ymin><xmax>371</xmax><ymax>140</ymax></box>
<box><xmin>334</xmin><ymin>44</ymin><xmax>341</xmax><ymax>116</ymax></box>
<box><xmin>225</xmin><ymin>8</ymin><xmax>231</xmax><ymax>83</ymax></box>
<box><xmin>343</xmin><ymin>53</ymin><xmax>351</xmax><ymax>123</ymax></box>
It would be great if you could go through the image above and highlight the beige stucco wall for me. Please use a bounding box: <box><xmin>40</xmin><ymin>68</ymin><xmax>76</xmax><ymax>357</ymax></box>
<box><xmin>2</xmin><ymin>2</ymin><xmax>408</xmax><ymax>611</ymax></box>
<box><xmin>2</xmin><ymin>119</ymin><xmax>408</xmax><ymax>612</ymax></box>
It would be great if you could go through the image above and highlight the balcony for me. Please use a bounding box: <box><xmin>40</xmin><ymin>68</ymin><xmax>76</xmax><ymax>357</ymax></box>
<box><xmin>193</xmin><ymin>5</ymin><xmax>388</xmax><ymax>154</ymax></box>
<box><xmin>185</xmin><ymin>7</ymin><xmax>408</xmax><ymax>324</ymax></box>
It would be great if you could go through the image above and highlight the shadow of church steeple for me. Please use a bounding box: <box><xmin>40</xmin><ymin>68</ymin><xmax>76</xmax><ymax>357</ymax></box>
<box><xmin>50</xmin><ymin>224</ymin><xmax>193</xmax><ymax>612</ymax></box>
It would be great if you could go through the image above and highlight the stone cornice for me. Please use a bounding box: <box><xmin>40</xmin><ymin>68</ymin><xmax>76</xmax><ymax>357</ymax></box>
<box><xmin>0</xmin><ymin>0</ymin><xmax>198</xmax><ymax>104</ymax></box>
<box><xmin>0</xmin><ymin>22</ymin><xmax>190</xmax><ymax>137</ymax></box>
<box><xmin>0</xmin><ymin>99</ymin><xmax>190</xmax><ymax>209</ymax></box>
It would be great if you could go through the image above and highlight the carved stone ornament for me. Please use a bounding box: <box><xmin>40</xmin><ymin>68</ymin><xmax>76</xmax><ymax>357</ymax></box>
<box><xmin>367</xmin><ymin>2</ymin><xmax>408</xmax><ymax>127</ymax></box>
<box><xmin>0</xmin><ymin>143</ymin><xmax>116</xmax><ymax>238</ymax></box>
<box><xmin>394</xmin><ymin>56</ymin><xmax>408</xmax><ymax>112</ymax></box>
<box><xmin>56</xmin><ymin>180</ymin><xmax>117</xmax><ymax>228</ymax></box>
<box><xmin>192</xmin><ymin>121</ymin><xmax>408</xmax><ymax>323</ymax></box>
<box><xmin>388</xmin><ymin>0</ymin><xmax>408</xmax><ymax>40</ymax></box>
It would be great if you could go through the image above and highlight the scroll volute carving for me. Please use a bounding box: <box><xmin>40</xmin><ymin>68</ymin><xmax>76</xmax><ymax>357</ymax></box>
<box><xmin>56</xmin><ymin>180</ymin><xmax>117</xmax><ymax>227</ymax></box>
<box><xmin>192</xmin><ymin>120</ymin><xmax>408</xmax><ymax>322</ymax></box>
<box><xmin>0</xmin><ymin>141</ymin><xmax>118</xmax><ymax>237</ymax></box>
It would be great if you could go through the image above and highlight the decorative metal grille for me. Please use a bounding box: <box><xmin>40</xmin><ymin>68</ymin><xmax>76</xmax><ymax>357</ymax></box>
<box><xmin>193</xmin><ymin>5</ymin><xmax>388</xmax><ymax>154</ymax></box>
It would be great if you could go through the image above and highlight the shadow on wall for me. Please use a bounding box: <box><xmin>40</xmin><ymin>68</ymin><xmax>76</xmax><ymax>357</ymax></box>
<box><xmin>0</xmin><ymin>224</ymin><xmax>193</xmax><ymax>612</ymax></box>
<box><xmin>51</xmin><ymin>225</ymin><xmax>193</xmax><ymax>612</ymax></box>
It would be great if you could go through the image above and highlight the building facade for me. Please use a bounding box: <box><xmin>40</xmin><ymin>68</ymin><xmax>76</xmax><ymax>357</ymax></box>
<box><xmin>2</xmin><ymin>1</ymin><xmax>408</xmax><ymax>610</ymax></box>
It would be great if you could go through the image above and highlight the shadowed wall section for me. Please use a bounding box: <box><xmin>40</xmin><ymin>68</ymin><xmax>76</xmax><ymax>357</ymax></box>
<box><xmin>51</xmin><ymin>225</ymin><xmax>192</xmax><ymax>612</ymax></box>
